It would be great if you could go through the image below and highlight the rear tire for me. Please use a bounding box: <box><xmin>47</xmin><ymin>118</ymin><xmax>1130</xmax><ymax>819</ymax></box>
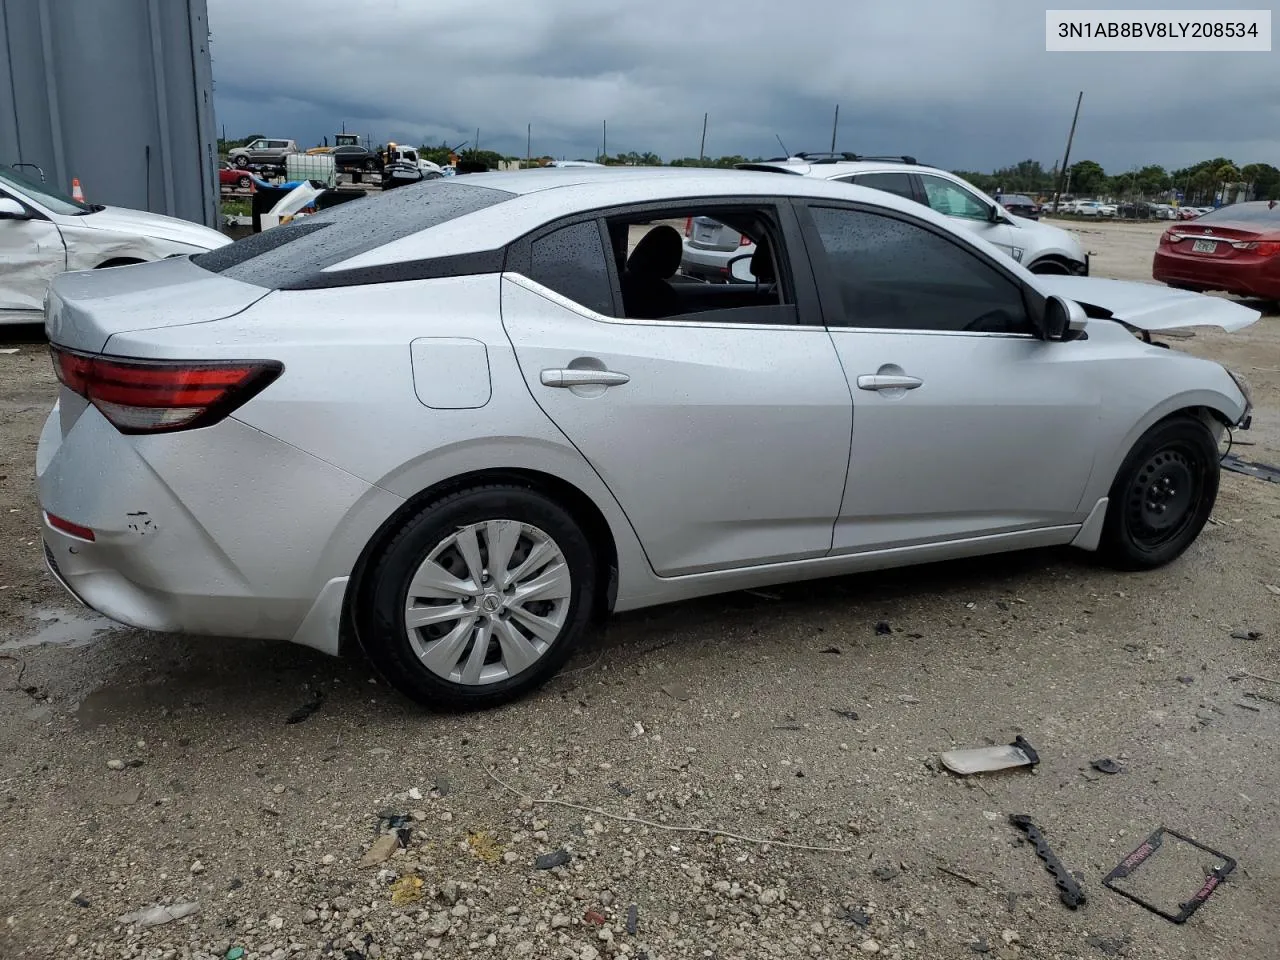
<box><xmin>358</xmin><ymin>485</ymin><xmax>597</xmax><ymax>710</ymax></box>
<box><xmin>234</xmin><ymin>155</ymin><xmax>250</xmax><ymax>168</ymax></box>
<box><xmin>1028</xmin><ymin>258</ymin><xmax>1072</xmax><ymax>275</ymax></box>
<box><xmin>1097</xmin><ymin>416</ymin><xmax>1219</xmax><ymax>570</ymax></box>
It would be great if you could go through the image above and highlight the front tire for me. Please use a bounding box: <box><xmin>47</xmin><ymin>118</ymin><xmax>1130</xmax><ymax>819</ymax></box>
<box><xmin>234</xmin><ymin>155</ymin><xmax>250</xmax><ymax>168</ymax></box>
<box><xmin>359</xmin><ymin>486</ymin><xmax>597</xmax><ymax>710</ymax></box>
<box><xmin>1098</xmin><ymin>416</ymin><xmax>1219</xmax><ymax>570</ymax></box>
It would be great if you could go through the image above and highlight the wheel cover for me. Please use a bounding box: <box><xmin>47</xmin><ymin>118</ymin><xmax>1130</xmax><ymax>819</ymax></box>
<box><xmin>403</xmin><ymin>520</ymin><xmax>572</xmax><ymax>686</ymax></box>
<box><xmin>1124</xmin><ymin>446</ymin><xmax>1201</xmax><ymax>550</ymax></box>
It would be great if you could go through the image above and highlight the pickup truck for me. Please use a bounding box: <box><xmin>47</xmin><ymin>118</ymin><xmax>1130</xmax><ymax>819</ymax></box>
<box><xmin>228</xmin><ymin>138</ymin><xmax>301</xmax><ymax>168</ymax></box>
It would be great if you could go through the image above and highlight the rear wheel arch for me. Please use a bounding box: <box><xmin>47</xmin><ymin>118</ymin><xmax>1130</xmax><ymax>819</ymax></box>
<box><xmin>95</xmin><ymin>257</ymin><xmax>146</xmax><ymax>269</ymax></box>
<box><xmin>341</xmin><ymin>468</ymin><xmax>619</xmax><ymax>656</ymax></box>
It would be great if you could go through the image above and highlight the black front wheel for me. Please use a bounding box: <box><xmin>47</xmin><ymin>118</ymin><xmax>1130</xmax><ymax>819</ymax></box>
<box><xmin>1098</xmin><ymin>415</ymin><xmax>1219</xmax><ymax>569</ymax></box>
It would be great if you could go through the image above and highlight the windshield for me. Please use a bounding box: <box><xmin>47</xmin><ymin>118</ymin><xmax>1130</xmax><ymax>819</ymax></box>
<box><xmin>1195</xmin><ymin>202</ymin><xmax>1280</xmax><ymax>226</ymax></box>
<box><xmin>0</xmin><ymin>164</ymin><xmax>92</xmax><ymax>215</ymax></box>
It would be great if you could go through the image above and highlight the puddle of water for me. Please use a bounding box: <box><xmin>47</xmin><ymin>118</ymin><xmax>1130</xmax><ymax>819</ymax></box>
<box><xmin>0</xmin><ymin>606</ymin><xmax>123</xmax><ymax>651</ymax></box>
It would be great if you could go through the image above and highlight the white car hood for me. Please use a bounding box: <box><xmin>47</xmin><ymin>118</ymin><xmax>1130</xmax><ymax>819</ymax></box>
<box><xmin>1036</xmin><ymin>276</ymin><xmax>1261</xmax><ymax>332</ymax></box>
<box><xmin>65</xmin><ymin>205</ymin><xmax>230</xmax><ymax>251</ymax></box>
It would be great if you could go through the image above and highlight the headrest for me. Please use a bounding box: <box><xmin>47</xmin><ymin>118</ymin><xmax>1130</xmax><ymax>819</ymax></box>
<box><xmin>626</xmin><ymin>225</ymin><xmax>682</xmax><ymax>278</ymax></box>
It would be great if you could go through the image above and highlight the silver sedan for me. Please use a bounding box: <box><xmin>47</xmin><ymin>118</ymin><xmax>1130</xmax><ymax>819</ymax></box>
<box><xmin>36</xmin><ymin>168</ymin><xmax>1256</xmax><ymax>709</ymax></box>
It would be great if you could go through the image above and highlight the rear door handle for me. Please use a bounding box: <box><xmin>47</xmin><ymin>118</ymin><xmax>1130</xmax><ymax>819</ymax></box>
<box><xmin>857</xmin><ymin>374</ymin><xmax>922</xmax><ymax>391</ymax></box>
<box><xmin>540</xmin><ymin>368</ymin><xmax>631</xmax><ymax>388</ymax></box>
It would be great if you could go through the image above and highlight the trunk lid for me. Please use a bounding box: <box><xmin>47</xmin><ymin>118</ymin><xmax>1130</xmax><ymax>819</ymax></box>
<box><xmin>45</xmin><ymin>256</ymin><xmax>271</xmax><ymax>354</ymax></box>
<box><xmin>1036</xmin><ymin>276</ymin><xmax>1261</xmax><ymax>332</ymax></box>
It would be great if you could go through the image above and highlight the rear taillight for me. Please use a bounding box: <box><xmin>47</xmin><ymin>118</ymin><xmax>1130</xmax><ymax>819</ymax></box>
<box><xmin>50</xmin><ymin>345</ymin><xmax>282</xmax><ymax>434</ymax></box>
<box><xmin>1160</xmin><ymin>230</ymin><xmax>1182</xmax><ymax>245</ymax></box>
<box><xmin>684</xmin><ymin>217</ymin><xmax>692</xmax><ymax>237</ymax></box>
<box><xmin>46</xmin><ymin>512</ymin><xmax>95</xmax><ymax>541</ymax></box>
<box><xmin>739</xmin><ymin>234</ymin><xmax>752</xmax><ymax>247</ymax></box>
<box><xmin>1231</xmin><ymin>240</ymin><xmax>1280</xmax><ymax>256</ymax></box>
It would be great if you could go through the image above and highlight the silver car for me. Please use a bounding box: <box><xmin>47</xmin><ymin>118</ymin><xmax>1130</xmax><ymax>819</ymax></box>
<box><xmin>37</xmin><ymin>168</ymin><xmax>1256</xmax><ymax>710</ymax></box>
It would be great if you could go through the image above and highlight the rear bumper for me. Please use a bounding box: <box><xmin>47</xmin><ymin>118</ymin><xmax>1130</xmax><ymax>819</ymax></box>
<box><xmin>1152</xmin><ymin>249</ymin><xmax>1280</xmax><ymax>299</ymax></box>
<box><xmin>35</xmin><ymin>400</ymin><xmax>394</xmax><ymax>653</ymax></box>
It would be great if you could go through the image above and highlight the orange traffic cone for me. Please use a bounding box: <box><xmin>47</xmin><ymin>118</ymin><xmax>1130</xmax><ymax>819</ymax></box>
<box><xmin>70</xmin><ymin>178</ymin><xmax>85</xmax><ymax>202</ymax></box>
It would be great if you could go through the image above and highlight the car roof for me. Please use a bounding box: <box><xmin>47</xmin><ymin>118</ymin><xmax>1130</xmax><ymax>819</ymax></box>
<box><xmin>326</xmin><ymin>167</ymin><xmax>955</xmax><ymax>271</ymax></box>
<box><xmin>736</xmin><ymin>157</ymin><xmax>938</xmax><ymax>179</ymax></box>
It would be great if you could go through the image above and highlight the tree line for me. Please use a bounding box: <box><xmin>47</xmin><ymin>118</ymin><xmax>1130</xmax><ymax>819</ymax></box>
<box><xmin>953</xmin><ymin>158</ymin><xmax>1280</xmax><ymax>205</ymax></box>
<box><xmin>219</xmin><ymin>134</ymin><xmax>1278</xmax><ymax>204</ymax></box>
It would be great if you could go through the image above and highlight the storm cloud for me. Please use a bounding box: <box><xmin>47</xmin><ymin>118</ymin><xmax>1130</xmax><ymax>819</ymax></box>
<box><xmin>207</xmin><ymin>0</ymin><xmax>1279</xmax><ymax>171</ymax></box>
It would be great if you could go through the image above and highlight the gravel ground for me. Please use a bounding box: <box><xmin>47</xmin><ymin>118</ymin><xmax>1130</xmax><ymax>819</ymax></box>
<box><xmin>1</xmin><ymin>220</ymin><xmax>1278</xmax><ymax>960</ymax></box>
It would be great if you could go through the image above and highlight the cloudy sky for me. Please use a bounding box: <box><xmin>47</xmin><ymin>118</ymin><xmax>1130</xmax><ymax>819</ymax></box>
<box><xmin>207</xmin><ymin>0</ymin><xmax>1278</xmax><ymax>173</ymax></box>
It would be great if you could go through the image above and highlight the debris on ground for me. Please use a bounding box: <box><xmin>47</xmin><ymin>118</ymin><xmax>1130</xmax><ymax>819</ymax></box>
<box><xmin>1008</xmin><ymin>814</ymin><xmax>1087</xmax><ymax>909</ymax></box>
<box><xmin>970</xmin><ymin>939</ymin><xmax>990</xmax><ymax>953</ymax></box>
<box><xmin>1102</xmin><ymin>826</ymin><xmax>1236</xmax><ymax>923</ymax></box>
<box><xmin>941</xmin><ymin>736</ymin><xmax>1039</xmax><ymax>775</ymax></box>
<box><xmin>821</xmin><ymin>646</ymin><xmax>843</xmax><ymax>655</ymax></box>
<box><xmin>1086</xmin><ymin>934</ymin><xmax>1132</xmax><ymax>956</ymax></box>
<box><xmin>835</xmin><ymin>905</ymin><xmax>870</xmax><ymax>927</ymax></box>
<box><xmin>1230</xmin><ymin>629</ymin><xmax>1263</xmax><ymax>641</ymax></box>
<box><xmin>466</xmin><ymin>830</ymin><xmax>503</xmax><ymax>863</ymax></box>
<box><xmin>874</xmin><ymin>621</ymin><xmax>892</xmax><ymax>635</ymax></box>
<box><xmin>872</xmin><ymin>864</ymin><xmax>900</xmax><ymax>882</ymax></box>
<box><xmin>389</xmin><ymin>873</ymin><xmax>424</xmax><ymax>906</ymax></box>
<box><xmin>626</xmin><ymin>904</ymin><xmax>639</xmax><ymax>935</ymax></box>
<box><xmin>284</xmin><ymin>688</ymin><xmax>325</xmax><ymax>724</ymax></box>
<box><xmin>535</xmin><ymin>849</ymin><xmax>571</xmax><ymax>870</ymax></box>
<box><xmin>660</xmin><ymin>683</ymin><xmax>690</xmax><ymax>701</ymax></box>
<box><xmin>898</xmin><ymin>694</ymin><xmax>921</xmax><ymax>705</ymax></box>
<box><xmin>117</xmin><ymin>902</ymin><xmax>200</xmax><ymax>926</ymax></box>
<box><xmin>937</xmin><ymin>864</ymin><xmax>985</xmax><ymax>888</ymax></box>
<box><xmin>1220</xmin><ymin>453</ymin><xmax>1280</xmax><ymax>483</ymax></box>
<box><xmin>1266</xmin><ymin>584</ymin><xmax>1280</xmax><ymax>596</ymax></box>
<box><xmin>831</xmin><ymin>708</ymin><xmax>859</xmax><ymax>720</ymax></box>
<box><xmin>359</xmin><ymin>832</ymin><xmax>401</xmax><ymax>867</ymax></box>
<box><xmin>1091</xmin><ymin>758</ymin><xmax>1124</xmax><ymax>775</ymax></box>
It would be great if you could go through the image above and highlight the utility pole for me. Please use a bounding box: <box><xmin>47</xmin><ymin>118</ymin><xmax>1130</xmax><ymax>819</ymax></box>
<box><xmin>602</xmin><ymin>120</ymin><xmax>607</xmax><ymax>161</ymax></box>
<box><xmin>699</xmin><ymin>112</ymin><xmax>708</xmax><ymax>164</ymax></box>
<box><xmin>830</xmin><ymin>104</ymin><xmax>839</xmax><ymax>154</ymax></box>
<box><xmin>1052</xmin><ymin>91</ymin><xmax>1083</xmax><ymax>212</ymax></box>
<box><xmin>475</xmin><ymin>128</ymin><xmax>480</xmax><ymax>156</ymax></box>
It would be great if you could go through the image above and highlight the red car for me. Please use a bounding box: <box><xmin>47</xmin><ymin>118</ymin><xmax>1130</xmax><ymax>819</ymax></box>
<box><xmin>218</xmin><ymin>162</ymin><xmax>252</xmax><ymax>190</ymax></box>
<box><xmin>1153</xmin><ymin>200</ymin><xmax>1280</xmax><ymax>301</ymax></box>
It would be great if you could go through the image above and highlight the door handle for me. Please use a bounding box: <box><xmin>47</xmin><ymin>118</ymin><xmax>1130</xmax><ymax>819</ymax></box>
<box><xmin>540</xmin><ymin>368</ymin><xmax>630</xmax><ymax>388</ymax></box>
<box><xmin>857</xmin><ymin>374</ymin><xmax>922</xmax><ymax>391</ymax></box>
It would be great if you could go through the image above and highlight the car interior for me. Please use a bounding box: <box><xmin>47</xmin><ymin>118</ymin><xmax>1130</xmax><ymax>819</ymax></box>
<box><xmin>605</xmin><ymin>210</ymin><xmax>790</xmax><ymax>322</ymax></box>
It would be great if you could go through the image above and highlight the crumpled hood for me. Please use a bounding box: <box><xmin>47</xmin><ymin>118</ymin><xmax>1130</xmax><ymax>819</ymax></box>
<box><xmin>1036</xmin><ymin>276</ymin><xmax>1261</xmax><ymax>332</ymax></box>
<box><xmin>71</xmin><ymin>205</ymin><xmax>230</xmax><ymax>251</ymax></box>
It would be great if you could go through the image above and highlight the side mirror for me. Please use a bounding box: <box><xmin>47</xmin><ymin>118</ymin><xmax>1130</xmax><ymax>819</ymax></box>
<box><xmin>727</xmin><ymin>253</ymin><xmax>755</xmax><ymax>284</ymax></box>
<box><xmin>0</xmin><ymin>197</ymin><xmax>28</xmax><ymax>220</ymax></box>
<box><xmin>988</xmin><ymin>203</ymin><xmax>1012</xmax><ymax>224</ymax></box>
<box><xmin>1041</xmin><ymin>294</ymin><xmax>1088</xmax><ymax>340</ymax></box>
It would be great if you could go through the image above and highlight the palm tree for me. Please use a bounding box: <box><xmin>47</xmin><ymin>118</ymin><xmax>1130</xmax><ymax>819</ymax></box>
<box><xmin>1215</xmin><ymin>163</ymin><xmax>1241</xmax><ymax>204</ymax></box>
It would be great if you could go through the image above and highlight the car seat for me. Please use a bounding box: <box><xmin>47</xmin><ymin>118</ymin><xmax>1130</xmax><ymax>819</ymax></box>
<box><xmin>621</xmin><ymin>225</ymin><xmax>683</xmax><ymax>318</ymax></box>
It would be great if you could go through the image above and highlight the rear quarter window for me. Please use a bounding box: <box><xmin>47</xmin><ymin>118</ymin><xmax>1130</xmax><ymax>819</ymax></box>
<box><xmin>192</xmin><ymin>180</ymin><xmax>514</xmax><ymax>290</ymax></box>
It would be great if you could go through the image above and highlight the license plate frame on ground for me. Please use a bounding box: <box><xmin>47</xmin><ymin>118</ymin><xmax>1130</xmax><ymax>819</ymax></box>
<box><xmin>1192</xmin><ymin>239</ymin><xmax>1218</xmax><ymax>253</ymax></box>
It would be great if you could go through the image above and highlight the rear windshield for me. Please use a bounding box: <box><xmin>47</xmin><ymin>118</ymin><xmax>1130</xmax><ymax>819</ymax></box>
<box><xmin>192</xmin><ymin>180</ymin><xmax>514</xmax><ymax>288</ymax></box>
<box><xmin>1194</xmin><ymin>202</ymin><xmax>1280</xmax><ymax>226</ymax></box>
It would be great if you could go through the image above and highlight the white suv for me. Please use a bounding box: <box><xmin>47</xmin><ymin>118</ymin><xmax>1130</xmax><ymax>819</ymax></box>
<box><xmin>681</xmin><ymin>153</ymin><xmax>1089</xmax><ymax>280</ymax></box>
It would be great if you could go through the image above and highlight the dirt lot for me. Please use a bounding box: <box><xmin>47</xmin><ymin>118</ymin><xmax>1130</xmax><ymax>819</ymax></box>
<box><xmin>1</xmin><ymin>220</ymin><xmax>1278</xmax><ymax>960</ymax></box>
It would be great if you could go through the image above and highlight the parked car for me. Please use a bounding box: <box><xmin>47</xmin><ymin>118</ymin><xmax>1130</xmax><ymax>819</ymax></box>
<box><xmin>218</xmin><ymin>162</ymin><xmax>252</xmax><ymax>190</ymax></box>
<box><xmin>227</xmin><ymin>138</ymin><xmax>300</xmax><ymax>169</ymax></box>
<box><xmin>0</xmin><ymin>163</ymin><xmax>230</xmax><ymax>325</ymax></box>
<box><xmin>683</xmin><ymin>154</ymin><xmax>1089</xmax><ymax>278</ymax></box>
<box><xmin>1177</xmin><ymin>206</ymin><xmax>1208</xmax><ymax>221</ymax></box>
<box><xmin>332</xmin><ymin>143</ymin><xmax>380</xmax><ymax>173</ymax></box>
<box><xmin>1153</xmin><ymin>200</ymin><xmax>1280</xmax><ymax>301</ymax></box>
<box><xmin>998</xmin><ymin>194</ymin><xmax>1040</xmax><ymax>219</ymax></box>
<box><xmin>37</xmin><ymin>169</ymin><xmax>1255</xmax><ymax>709</ymax></box>
<box><xmin>1070</xmin><ymin>200</ymin><xmax>1105</xmax><ymax>216</ymax></box>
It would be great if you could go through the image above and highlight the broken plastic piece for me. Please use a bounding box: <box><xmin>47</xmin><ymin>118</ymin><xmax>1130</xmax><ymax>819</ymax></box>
<box><xmin>1092</xmin><ymin>758</ymin><xmax>1123</xmax><ymax>774</ymax></box>
<box><xmin>118</xmin><ymin>902</ymin><xmax>200</xmax><ymax>926</ymax></box>
<box><xmin>941</xmin><ymin>735</ymin><xmax>1040</xmax><ymax>775</ymax></box>
<box><xmin>1102</xmin><ymin>827</ymin><xmax>1235</xmax><ymax>923</ymax></box>
<box><xmin>535</xmin><ymin>849</ymin><xmax>571</xmax><ymax>870</ymax></box>
<box><xmin>1008</xmin><ymin>815</ymin><xmax>1087</xmax><ymax>909</ymax></box>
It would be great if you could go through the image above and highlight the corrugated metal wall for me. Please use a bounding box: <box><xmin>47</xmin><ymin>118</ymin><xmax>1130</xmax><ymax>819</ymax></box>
<box><xmin>0</xmin><ymin>0</ymin><xmax>219</xmax><ymax>227</ymax></box>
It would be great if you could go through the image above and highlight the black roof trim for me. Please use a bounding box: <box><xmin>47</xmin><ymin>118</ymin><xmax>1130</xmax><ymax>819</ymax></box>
<box><xmin>279</xmin><ymin>248</ymin><xmax>508</xmax><ymax>290</ymax></box>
